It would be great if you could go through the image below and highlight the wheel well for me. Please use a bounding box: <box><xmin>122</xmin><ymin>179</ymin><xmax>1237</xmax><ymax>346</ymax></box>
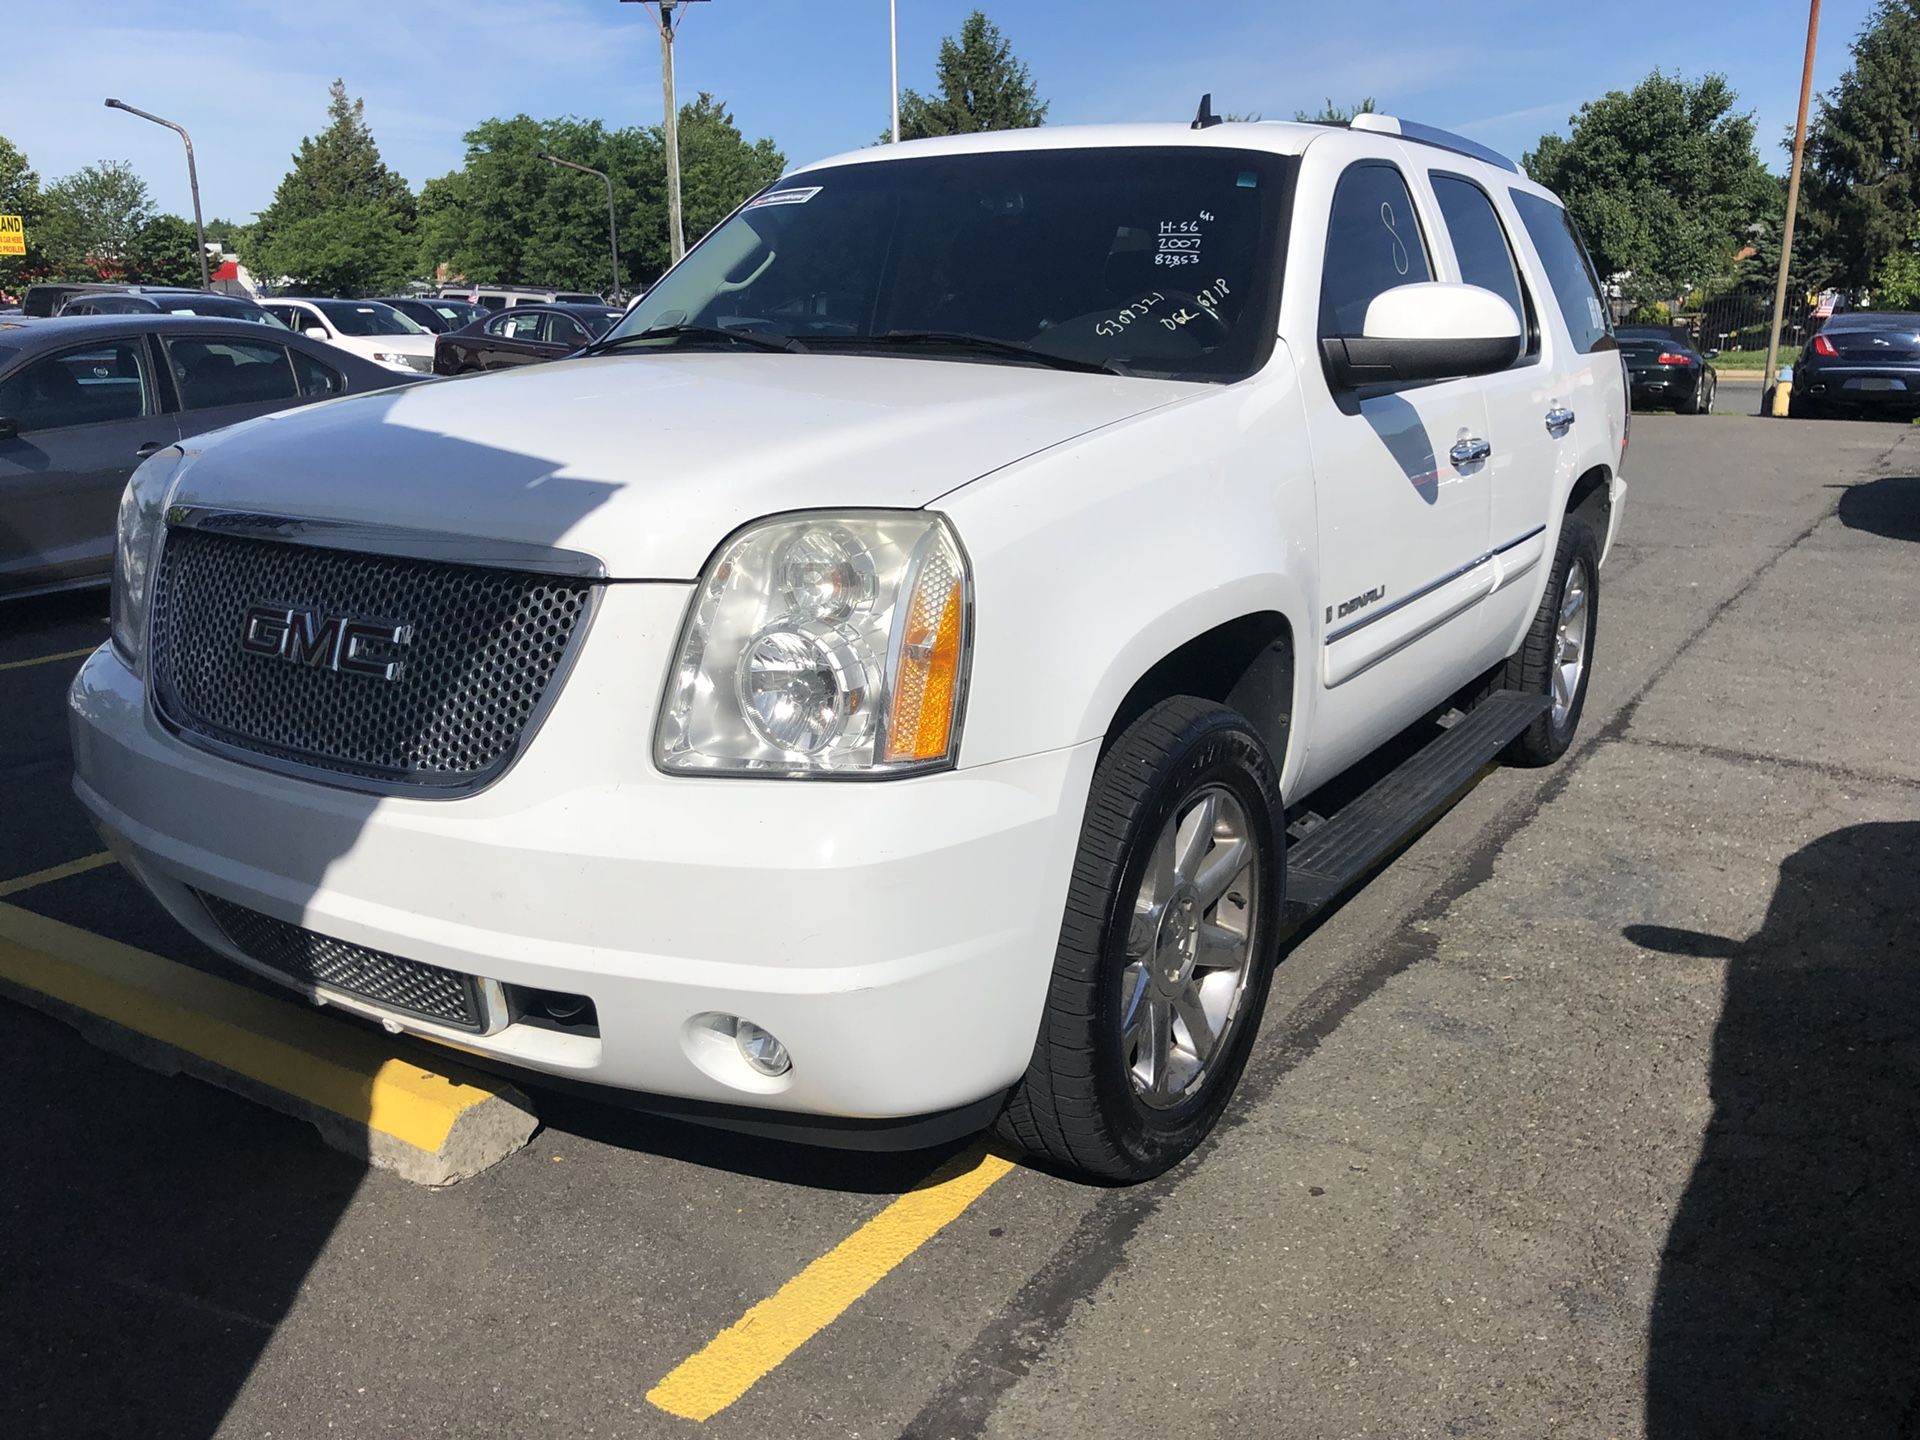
<box><xmin>1103</xmin><ymin>613</ymin><xmax>1295</xmax><ymax>770</ymax></box>
<box><xmin>1568</xmin><ymin>466</ymin><xmax>1611</xmax><ymax>531</ymax></box>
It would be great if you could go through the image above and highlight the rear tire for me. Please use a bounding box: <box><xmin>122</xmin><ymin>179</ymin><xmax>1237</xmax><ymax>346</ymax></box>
<box><xmin>1499</xmin><ymin>516</ymin><xmax>1600</xmax><ymax>767</ymax></box>
<box><xmin>996</xmin><ymin>697</ymin><xmax>1284</xmax><ymax>1183</ymax></box>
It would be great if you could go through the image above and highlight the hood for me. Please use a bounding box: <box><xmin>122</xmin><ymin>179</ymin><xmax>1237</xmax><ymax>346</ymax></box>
<box><xmin>365</xmin><ymin>332</ymin><xmax>437</xmax><ymax>357</ymax></box>
<box><xmin>165</xmin><ymin>352</ymin><xmax>1191</xmax><ymax>577</ymax></box>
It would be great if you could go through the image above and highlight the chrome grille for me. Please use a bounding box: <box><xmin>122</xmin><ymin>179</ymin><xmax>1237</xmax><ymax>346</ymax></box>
<box><xmin>150</xmin><ymin>526</ymin><xmax>594</xmax><ymax>792</ymax></box>
<box><xmin>197</xmin><ymin>891</ymin><xmax>488</xmax><ymax>1032</ymax></box>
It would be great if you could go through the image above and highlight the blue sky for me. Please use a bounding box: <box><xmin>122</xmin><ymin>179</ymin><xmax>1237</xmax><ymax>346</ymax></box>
<box><xmin>7</xmin><ymin>0</ymin><xmax>1873</xmax><ymax>223</ymax></box>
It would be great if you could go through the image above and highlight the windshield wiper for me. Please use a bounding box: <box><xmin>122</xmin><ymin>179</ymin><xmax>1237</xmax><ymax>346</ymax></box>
<box><xmin>583</xmin><ymin>324</ymin><xmax>808</xmax><ymax>356</ymax></box>
<box><xmin>816</xmin><ymin>330</ymin><xmax>1130</xmax><ymax>376</ymax></box>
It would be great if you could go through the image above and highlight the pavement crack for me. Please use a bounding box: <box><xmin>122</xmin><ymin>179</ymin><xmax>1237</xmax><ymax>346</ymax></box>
<box><xmin>1620</xmin><ymin>735</ymin><xmax>1920</xmax><ymax>791</ymax></box>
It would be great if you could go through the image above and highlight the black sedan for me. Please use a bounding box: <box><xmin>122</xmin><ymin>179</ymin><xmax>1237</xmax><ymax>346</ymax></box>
<box><xmin>377</xmin><ymin>295</ymin><xmax>489</xmax><ymax>334</ymax></box>
<box><xmin>1618</xmin><ymin>327</ymin><xmax>1718</xmax><ymax>414</ymax></box>
<box><xmin>434</xmin><ymin>302</ymin><xmax>623</xmax><ymax>376</ymax></box>
<box><xmin>0</xmin><ymin>314</ymin><xmax>416</xmax><ymax>599</ymax></box>
<box><xmin>1790</xmin><ymin>311</ymin><xmax>1920</xmax><ymax>419</ymax></box>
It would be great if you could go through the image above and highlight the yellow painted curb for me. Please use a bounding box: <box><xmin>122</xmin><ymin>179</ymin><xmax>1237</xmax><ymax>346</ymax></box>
<box><xmin>0</xmin><ymin>901</ymin><xmax>536</xmax><ymax>1184</ymax></box>
<box><xmin>648</xmin><ymin>1145</ymin><xmax>1016</xmax><ymax>1421</ymax></box>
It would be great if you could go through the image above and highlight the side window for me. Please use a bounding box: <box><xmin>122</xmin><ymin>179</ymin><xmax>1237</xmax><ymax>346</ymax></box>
<box><xmin>290</xmin><ymin>349</ymin><xmax>346</xmax><ymax>397</ymax></box>
<box><xmin>1431</xmin><ymin>174</ymin><xmax>1535</xmax><ymax>359</ymax></box>
<box><xmin>1510</xmin><ymin>191</ymin><xmax>1613</xmax><ymax>354</ymax></box>
<box><xmin>548</xmin><ymin>315</ymin><xmax>589</xmax><ymax>347</ymax></box>
<box><xmin>163</xmin><ymin>336</ymin><xmax>300</xmax><ymax>411</ymax></box>
<box><xmin>0</xmin><ymin>340</ymin><xmax>154</xmax><ymax>433</ymax></box>
<box><xmin>1319</xmin><ymin>163</ymin><xmax>1433</xmax><ymax>336</ymax></box>
<box><xmin>484</xmin><ymin>312</ymin><xmax>517</xmax><ymax>337</ymax></box>
<box><xmin>493</xmin><ymin>312</ymin><xmax>543</xmax><ymax>340</ymax></box>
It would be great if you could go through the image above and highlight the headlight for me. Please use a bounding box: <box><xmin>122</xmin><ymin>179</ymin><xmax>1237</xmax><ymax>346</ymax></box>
<box><xmin>372</xmin><ymin>350</ymin><xmax>424</xmax><ymax>370</ymax></box>
<box><xmin>657</xmin><ymin>512</ymin><xmax>971</xmax><ymax>777</ymax></box>
<box><xmin>110</xmin><ymin>447</ymin><xmax>185</xmax><ymax>673</ymax></box>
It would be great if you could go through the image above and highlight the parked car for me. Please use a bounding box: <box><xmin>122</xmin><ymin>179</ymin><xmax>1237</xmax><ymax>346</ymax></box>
<box><xmin>433</xmin><ymin>302</ymin><xmax>624</xmax><ymax>374</ymax></box>
<box><xmin>257</xmin><ymin>297</ymin><xmax>437</xmax><ymax>374</ymax></box>
<box><xmin>436</xmin><ymin>283</ymin><xmax>606</xmax><ymax>310</ymax></box>
<box><xmin>1790</xmin><ymin>310</ymin><xmax>1920</xmax><ymax>419</ymax></box>
<box><xmin>377</xmin><ymin>295</ymin><xmax>488</xmax><ymax>334</ymax></box>
<box><xmin>0</xmin><ymin>314</ymin><xmax>414</xmax><ymax>599</ymax></box>
<box><xmin>25</xmin><ymin>283</ymin><xmax>283</xmax><ymax>327</ymax></box>
<box><xmin>1617</xmin><ymin>326</ymin><xmax>1717</xmax><ymax>413</ymax></box>
<box><xmin>72</xmin><ymin>114</ymin><xmax>1625</xmax><ymax>1182</ymax></box>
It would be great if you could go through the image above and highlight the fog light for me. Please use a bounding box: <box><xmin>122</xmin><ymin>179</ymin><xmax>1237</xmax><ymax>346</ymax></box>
<box><xmin>733</xmin><ymin>1019</ymin><xmax>791</xmax><ymax>1077</ymax></box>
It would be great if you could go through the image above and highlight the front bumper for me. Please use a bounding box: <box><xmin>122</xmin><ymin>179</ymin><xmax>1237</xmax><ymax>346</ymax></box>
<box><xmin>69</xmin><ymin>581</ymin><xmax>1099</xmax><ymax>1121</ymax></box>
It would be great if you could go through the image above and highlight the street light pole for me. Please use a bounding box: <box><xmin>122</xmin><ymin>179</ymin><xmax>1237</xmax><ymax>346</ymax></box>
<box><xmin>541</xmin><ymin>153</ymin><xmax>624</xmax><ymax>301</ymax></box>
<box><xmin>104</xmin><ymin>98</ymin><xmax>210</xmax><ymax>290</ymax></box>
<box><xmin>1763</xmin><ymin>0</ymin><xmax>1822</xmax><ymax>414</ymax></box>
<box><xmin>889</xmin><ymin>0</ymin><xmax>900</xmax><ymax>143</ymax></box>
<box><xmin>623</xmin><ymin>0</ymin><xmax>705</xmax><ymax>264</ymax></box>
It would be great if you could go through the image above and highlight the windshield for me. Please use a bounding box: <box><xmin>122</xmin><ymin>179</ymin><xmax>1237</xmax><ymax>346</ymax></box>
<box><xmin>430</xmin><ymin>301</ymin><xmax>483</xmax><ymax>328</ymax></box>
<box><xmin>605</xmin><ymin>146</ymin><xmax>1295</xmax><ymax>381</ymax></box>
<box><xmin>314</xmin><ymin>300</ymin><xmax>425</xmax><ymax>336</ymax></box>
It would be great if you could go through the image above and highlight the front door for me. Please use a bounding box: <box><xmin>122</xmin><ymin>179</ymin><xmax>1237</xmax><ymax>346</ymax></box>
<box><xmin>0</xmin><ymin>335</ymin><xmax>177</xmax><ymax>594</ymax></box>
<box><xmin>1303</xmin><ymin>160</ymin><xmax>1493</xmax><ymax>723</ymax></box>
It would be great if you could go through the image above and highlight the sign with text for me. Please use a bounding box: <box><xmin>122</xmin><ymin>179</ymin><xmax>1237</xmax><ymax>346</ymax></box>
<box><xmin>0</xmin><ymin>215</ymin><xmax>23</xmax><ymax>257</ymax></box>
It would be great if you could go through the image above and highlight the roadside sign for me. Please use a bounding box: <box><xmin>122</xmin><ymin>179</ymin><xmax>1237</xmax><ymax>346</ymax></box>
<box><xmin>0</xmin><ymin>215</ymin><xmax>23</xmax><ymax>257</ymax></box>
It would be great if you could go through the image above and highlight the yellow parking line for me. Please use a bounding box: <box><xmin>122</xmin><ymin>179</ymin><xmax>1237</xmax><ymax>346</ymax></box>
<box><xmin>0</xmin><ymin>902</ymin><xmax>533</xmax><ymax>1177</ymax></box>
<box><xmin>647</xmin><ymin>1145</ymin><xmax>1016</xmax><ymax>1422</ymax></box>
<box><xmin>0</xmin><ymin>852</ymin><xmax>116</xmax><ymax>900</ymax></box>
<box><xmin>0</xmin><ymin>645</ymin><xmax>98</xmax><ymax>672</ymax></box>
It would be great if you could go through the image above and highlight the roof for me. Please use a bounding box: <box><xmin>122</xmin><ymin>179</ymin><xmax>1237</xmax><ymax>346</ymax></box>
<box><xmin>0</xmin><ymin>312</ymin><xmax>301</xmax><ymax>349</ymax></box>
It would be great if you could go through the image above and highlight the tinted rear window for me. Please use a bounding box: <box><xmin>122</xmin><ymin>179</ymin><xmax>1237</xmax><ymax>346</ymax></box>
<box><xmin>1510</xmin><ymin>191</ymin><xmax>1612</xmax><ymax>354</ymax></box>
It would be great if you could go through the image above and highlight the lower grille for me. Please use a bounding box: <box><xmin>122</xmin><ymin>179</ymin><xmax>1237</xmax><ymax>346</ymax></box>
<box><xmin>197</xmin><ymin>892</ymin><xmax>490</xmax><ymax>1033</ymax></box>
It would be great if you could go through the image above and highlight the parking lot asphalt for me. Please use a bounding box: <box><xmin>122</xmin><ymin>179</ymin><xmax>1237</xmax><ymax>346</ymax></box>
<box><xmin>3</xmin><ymin>408</ymin><xmax>1917</xmax><ymax>1440</ymax></box>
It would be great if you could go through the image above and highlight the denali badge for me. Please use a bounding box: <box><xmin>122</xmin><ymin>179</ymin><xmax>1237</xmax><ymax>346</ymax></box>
<box><xmin>240</xmin><ymin>604</ymin><xmax>412</xmax><ymax>680</ymax></box>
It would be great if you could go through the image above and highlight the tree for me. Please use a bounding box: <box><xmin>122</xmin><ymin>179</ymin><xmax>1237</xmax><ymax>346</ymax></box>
<box><xmin>894</xmin><ymin>11</ymin><xmax>1047</xmax><ymax>140</ymax></box>
<box><xmin>417</xmin><ymin>98</ymin><xmax>781</xmax><ymax>292</ymax></box>
<box><xmin>36</xmin><ymin>160</ymin><xmax>155</xmax><ymax>278</ymax></box>
<box><xmin>1799</xmin><ymin>0</ymin><xmax>1920</xmax><ymax>290</ymax></box>
<box><xmin>1294</xmin><ymin>98</ymin><xmax>1376</xmax><ymax>123</ymax></box>
<box><xmin>202</xmin><ymin>217</ymin><xmax>250</xmax><ymax>254</ymax></box>
<box><xmin>1523</xmin><ymin>72</ymin><xmax>1779</xmax><ymax>306</ymax></box>
<box><xmin>0</xmin><ymin>134</ymin><xmax>46</xmax><ymax>300</ymax></box>
<box><xmin>247</xmin><ymin>80</ymin><xmax>417</xmax><ymax>293</ymax></box>
<box><xmin>126</xmin><ymin>214</ymin><xmax>206</xmax><ymax>286</ymax></box>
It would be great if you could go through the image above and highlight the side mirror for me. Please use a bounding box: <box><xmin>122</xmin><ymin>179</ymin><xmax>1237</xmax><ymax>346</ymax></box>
<box><xmin>303</xmin><ymin>323</ymin><xmax>331</xmax><ymax>340</ymax></box>
<box><xmin>1323</xmin><ymin>282</ymin><xmax>1523</xmax><ymax>388</ymax></box>
<box><xmin>0</xmin><ymin>416</ymin><xmax>17</xmax><ymax>441</ymax></box>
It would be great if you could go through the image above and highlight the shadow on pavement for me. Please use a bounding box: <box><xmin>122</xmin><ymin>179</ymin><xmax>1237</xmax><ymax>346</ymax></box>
<box><xmin>1629</xmin><ymin>820</ymin><xmax>1920</xmax><ymax>1437</ymax></box>
<box><xmin>0</xmin><ymin>1003</ymin><xmax>364</xmax><ymax>1440</ymax></box>
<box><xmin>1836</xmin><ymin>475</ymin><xmax>1920</xmax><ymax>543</ymax></box>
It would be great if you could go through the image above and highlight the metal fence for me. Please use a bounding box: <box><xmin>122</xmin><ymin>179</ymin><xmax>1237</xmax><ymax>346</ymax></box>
<box><xmin>1612</xmin><ymin>285</ymin><xmax>1821</xmax><ymax>355</ymax></box>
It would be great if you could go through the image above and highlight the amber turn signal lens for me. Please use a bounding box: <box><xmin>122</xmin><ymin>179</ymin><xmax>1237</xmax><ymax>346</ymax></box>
<box><xmin>883</xmin><ymin>542</ymin><xmax>965</xmax><ymax>764</ymax></box>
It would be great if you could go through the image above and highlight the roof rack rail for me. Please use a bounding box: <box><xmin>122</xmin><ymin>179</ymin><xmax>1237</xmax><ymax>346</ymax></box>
<box><xmin>1347</xmin><ymin>112</ymin><xmax>1519</xmax><ymax>174</ymax></box>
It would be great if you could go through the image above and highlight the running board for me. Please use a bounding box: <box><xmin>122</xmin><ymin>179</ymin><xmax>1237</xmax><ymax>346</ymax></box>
<box><xmin>1281</xmin><ymin>690</ymin><xmax>1549</xmax><ymax>929</ymax></box>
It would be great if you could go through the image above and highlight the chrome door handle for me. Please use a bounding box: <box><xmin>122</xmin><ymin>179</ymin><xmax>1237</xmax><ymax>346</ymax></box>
<box><xmin>1449</xmin><ymin>437</ymin><xmax>1492</xmax><ymax>467</ymax></box>
<box><xmin>135</xmin><ymin>440</ymin><xmax>164</xmax><ymax>457</ymax></box>
<box><xmin>1545</xmin><ymin>407</ymin><xmax>1576</xmax><ymax>436</ymax></box>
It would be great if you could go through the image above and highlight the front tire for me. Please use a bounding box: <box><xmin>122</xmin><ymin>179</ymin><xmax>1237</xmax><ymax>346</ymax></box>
<box><xmin>996</xmin><ymin>697</ymin><xmax>1284</xmax><ymax>1183</ymax></box>
<box><xmin>1499</xmin><ymin>516</ymin><xmax>1600</xmax><ymax>767</ymax></box>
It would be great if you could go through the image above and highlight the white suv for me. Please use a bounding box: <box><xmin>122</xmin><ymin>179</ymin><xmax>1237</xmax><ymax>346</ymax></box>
<box><xmin>72</xmin><ymin>114</ymin><xmax>1625</xmax><ymax>1181</ymax></box>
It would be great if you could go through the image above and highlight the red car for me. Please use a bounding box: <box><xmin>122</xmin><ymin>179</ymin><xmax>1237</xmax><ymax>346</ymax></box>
<box><xmin>432</xmin><ymin>303</ymin><xmax>623</xmax><ymax>376</ymax></box>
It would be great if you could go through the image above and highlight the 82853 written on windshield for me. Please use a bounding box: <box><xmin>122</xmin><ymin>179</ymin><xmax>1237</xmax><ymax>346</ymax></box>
<box><xmin>608</xmin><ymin>147</ymin><xmax>1298</xmax><ymax>382</ymax></box>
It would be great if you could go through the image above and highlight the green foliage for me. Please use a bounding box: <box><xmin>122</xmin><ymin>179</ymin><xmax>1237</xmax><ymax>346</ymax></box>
<box><xmin>202</xmin><ymin>217</ymin><xmax>250</xmax><ymax>254</ymax></box>
<box><xmin>36</xmin><ymin>160</ymin><xmax>155</xmax><ymax>278</ymax></box>
<box><xmin>1293</xmin><ymin>97</ymin><xmax>1376</xmax><ymax>123</ymax></box>
<box><xmin>0</xmin><ymin>134</ymin><xmax>46</xmax><ymax>300</ymax></box>
<box><xmin>1871</xmin><ymin>230</ymin><xmax>1920</xmax><ymax>308</ymax></box>
<box><xmin>418</xmin><ymin>95</ymin><xmax>781</xmax><ymax>293</ymax></box>
<box><xmin>895</xmin><ymin>11</ymin><xmax>1047</xmax><ymax>140</ymax></box>
<box><xmin>1800</xmin><ymin>0</ymin><xmax>1920</xmax><ymax>289</ymax></box>
<box><xmin>127</xmin><ymin>214</ymin><xmax>206</xmax><ymax>287</ymax></box>
<box><xmin>1523</xmin><ymin>72</ymin><xmax>1779</xmax><ymax>306</ymax></box>
<box><xmin>1629</xmin><ymin>300</ymin><xmax>1673</xmax><ymax>326</ymax></box>
<box><xmin>247</xmin><ymin>80</ymin><xmax>417</xmax><ymax>293</ymax></box>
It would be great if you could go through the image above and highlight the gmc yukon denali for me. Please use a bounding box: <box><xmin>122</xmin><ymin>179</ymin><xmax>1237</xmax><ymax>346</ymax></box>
<box><xmin>70</xmin><ymin>113</ymin><xmax>1626</xmax><ymax>1182</ymax></box>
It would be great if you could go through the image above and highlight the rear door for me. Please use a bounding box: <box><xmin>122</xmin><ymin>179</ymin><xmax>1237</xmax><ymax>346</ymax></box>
<box><xmin>1302</xmin><ymin>157</ymin><xmax>1494</xmax><ymax>699</ymax></box>
<box><xmin>160</xmin><ymin>332</ymin><xmax>313</xmax><ymax>438</ymax></box>
<box><xmin>0</xmin><ymin>335</ymin><xmax>178</xmax><ymax>593</ymax></box>
<box><xmin>1424</xmin><ymin>170</ymin><xmax>1562</xmax><ymax>648</ymax></box>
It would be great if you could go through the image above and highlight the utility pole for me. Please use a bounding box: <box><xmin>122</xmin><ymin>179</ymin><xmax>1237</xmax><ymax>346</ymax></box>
<box><xmin>624</xmin><ymin>0</ymin><xmax>706</xmax><ymax>265</ymax></box>
<box><xmin>1763</xmin><ymin>0</ymin><xmax>1821</xmax><ymax>414</ymax></box>
<box><xmin>104</xmin><ymin>98</ymin><xmax>210</xmax><ymax>290</ymax></box>
<box><xmin>890</xmin><ymin>0</ymin><xmax>900</xmax><ymax>143</ymax></box>
<box><xmin>541</xmin><ymin>153</ymin><xmax>623</xmax><ymax>301</ymax></box>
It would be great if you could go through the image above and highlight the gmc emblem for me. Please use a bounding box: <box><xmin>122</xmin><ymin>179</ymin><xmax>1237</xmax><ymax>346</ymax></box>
<box><xmin>239</xmin><ymin>604</ymin><xmax>412</xmax><ymax>681</ymax></box>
